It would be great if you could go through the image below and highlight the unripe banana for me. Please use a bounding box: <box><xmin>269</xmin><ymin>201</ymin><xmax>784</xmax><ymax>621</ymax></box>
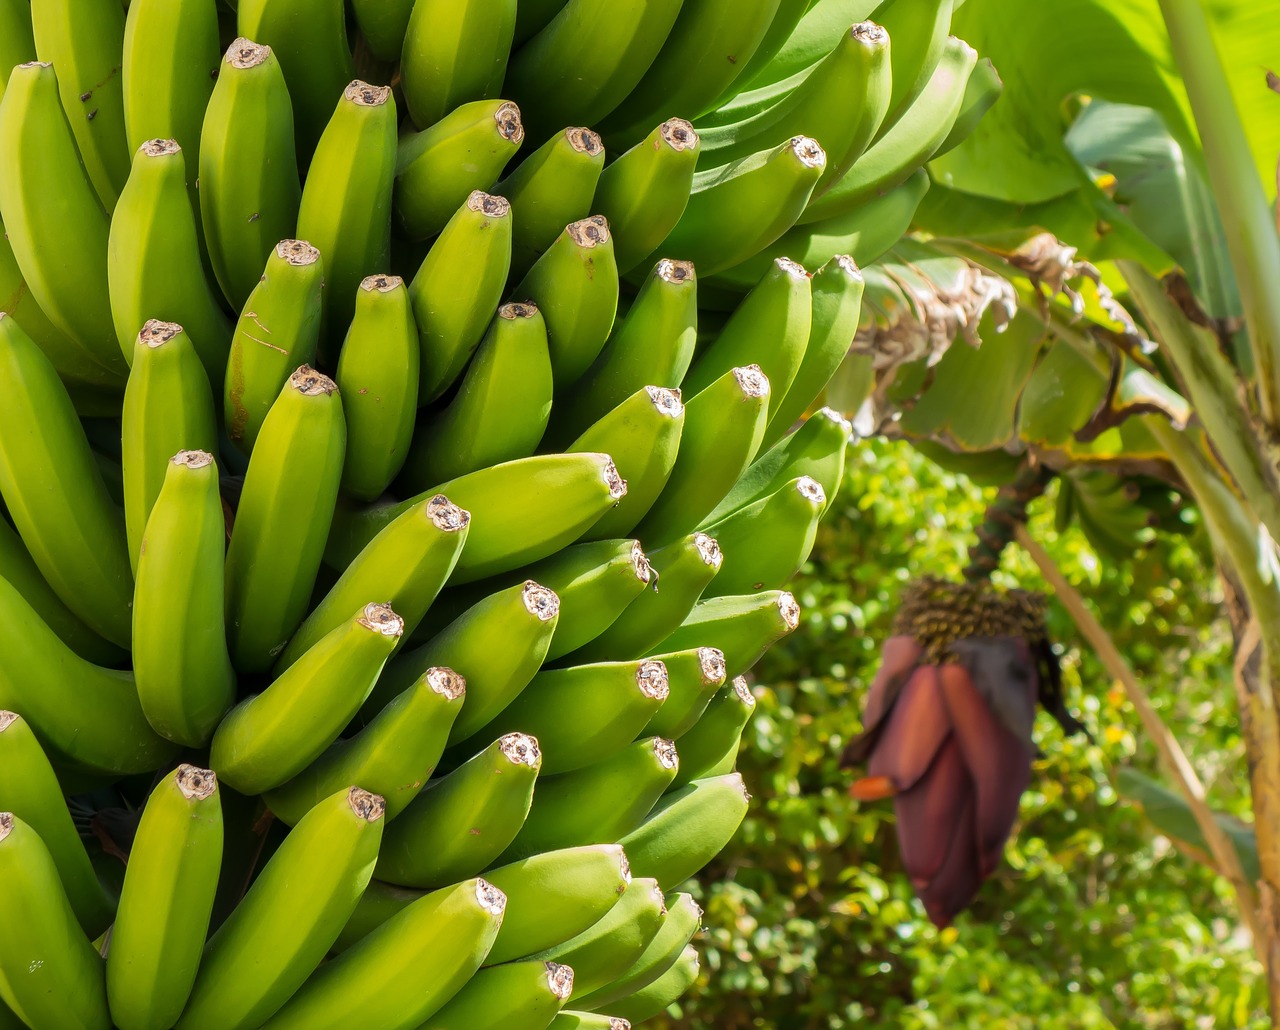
<box><xmin>634</xmin><ymin>364</ymin><xmax>770</xmax><ymax>546</ymax></box>
<box><xmin>555</xmin><ymin>259</ymin><xmax>698</xmax><ymax>443</ymax></box>
<box><xmin>933</xmin><ymin>56</ymin><xmax>1003</xmax><ymax>158</ymax></box>
<box><xmin>513</xmin><ymin>0</ymin><xmax>571</xmax><ymax>44</ymax></box>
<box><xmin>278</xmin><ymin>493</ymin><xmax>469</xmax><ymax>673</ymax></box>
<box><xmin>400</xmin><ymin>0</ymin><xmax>517</xmax><ymax>129</ymax></box>
<box><xmin>106</xmin><ymin>766</ymin><xmax>222</xmax><ymax>1030</ymax></box>
<box><xmin>571</xmin><ymin>386</ymin><xmax>686</xmax><ymax>541</ymax></box>
<box><xmin>236</xmin><ymin>0</ymin><xmax>354</xmax><ymax>158</ymax></box>
<box><xmin>395</xmin><ymin>99</ymin><xmax>524</xmax><ymax>240</ymax></box>
<box><xmin>641</xmin><ymin>647</ymin><xmax>727</xmax><ymax>738</ymax></box>
<box><xmin>349</xmin><ymin>0</ymin><xmax>415</xmax><ymax>61</ymax></box>
<box><xmin>409</xmin><ymin>189</ymin><xmax>513</xmax><ymax>403</ymax></box>
<box><xmin>593</xmin><ymin>121</ymin><xmax>700</xmax><ymax>275</ymax></box>
<box><xmin>0</xmin><ymin>313</ymin><xmax>133</xmax><ymax>647</ymax></box>
<box><xmin>261</xmin><ymin>877</ymin><xmax>507</xmax><ymax>1030</ymax></box>
<box><xmin>368</xmin><ymin>580</ymin><xmax>558</xmax><ymax>744</ymax></box>
<box><xmin>224</xmin><ymin>366</ymin><xmax>345</xmax><ymax>672</ymax></box>
<box><xmin>670</xmin><ymin>676</ymin><xmax>757</xmax><ymax>788</ymax></box>
<box><xmin>712</xmin><ymin>0</ymin><xmax>810</xmax><ymax>102</ymax></box>
<box><xmin>533</xmin><ymin>878</ymin><xmax>666</xmax><ymax>1001</ymax></box>
<box><xmin>263</xmin><ymin>666</ymin><xmax>465</xmax><ymax>825</ymax></box>
<box><xmin>399</xmin><ymin>301</ymin><xmax>553</xmax><ymax>489</ymax></box>
<box><xmin>107</xmin><ymin>138</ymin><xmax>233</xmax><ymax>381</ymax></box>
<box><xmin>0</xmin><ymin>1</ymin><xmax>35</xmax><ymax>100</ymax></box>
<box><xmin>483</xmin><ymin>844</ymin><xmax>631</xmax><ymax>964</ymax></box>
<box><xmin>0</xmin><ymin>712</ymin><xmax>114</xmax><ymax>937</ymax></box>
<box><xmin>176</xmin><ymin>787</ymin><xmax>385</xmax><ymax>1030</ymax></box>
<box><xmin>871</xmin><ymin>0</ymin><xmax>955</xmax><ymax>132</ymax></box>
<box><xmin>576</xmin><ymin>892</ymin><xmax>702</xmax><ymax>1012</ymax></box>
<box><xmin>619</xmin><ymin>772</ymin><xmax>751</xmax><ymax>888</ymax></box>
<box><xmin>496</xmin><ymin>127</ymin><xmax>606</xmax><ymax>276</ymax></box>
<box><xmin>0</xmin><ymin>812</ymin><xmax>111</xmax><ymax>1030</ymax></box>
<box><xmin>199</xmin><ymin>39</ymin><xmax>302</xmax><ymax>309</ymax></box>
<box><xmin>327</xmin><ymin>452</ymin><xmax>627</xmax><ymax>584</ymax></box>
<box><xmin>133</xmin><ymin>451</ymin><xmax>237</xmax><ymax>747</ymax></box>
<box><xmin>212</xmin><ymin>603</ymin><xmax>403</xmax><ymax>794</ymax></box>
<box><xmin>574</xmin><ymin>533</ymin><xmax>723</xmax><ymax>662</ymax></box>
<box><xmin>550</xmin><ymin>1013</ymin><xmax>632</xmax><ymax>1030</ymax></box>
<box><xmin>30</xmin><ymin>0</ymin><xmax>129</xmax><ymax>207</ymax></box>
<box><xmin>656</xmin><ymin>589</ymin><xmax>800</xmax><ymax>678</ymax></box>
<box><xmin>376</xmin><ymin>732</ymin><xmax>542</xmax><ymax>888</ymax></box>
<box><xmin>223</xmin><ymin>240</ymin><xmax>325</xmax><ymax>454</ymax></box>
<box><xmin>334</xmin><ymin>274</ymin><xmax>420</xmax><ymax>501</ymax></box>
<box><xmin>500</xmin><ymin>736</ymin><xmax>680</xmax><ymax>861</ymax></box>
<box><xmin>475</xmin><ymin>659</ymin><xmax>670</xmax><ymax>775</ymax></box>
<box><xmin>609</xmin><ymin>944</ymin><xmax>700</xmax><ymax>1022</ymax></box>
<box><xmin>296</xmin><ymin>80</ymin><xmax>398</xmax><ymax>336</ymax></box>
<box><xmin>420</xmin><ymin>959</ymin><xmax>574</xmax><ymax>1030</ymax></box>
<box><xmin>682</xmin><ymin>256</ymin><xmax>812</xmax><ymax>416</ymax></box>
<box><xmin>121</xmin><ymin>320</ymin><xmax>219</xmax><ymax>571</ymax></box>
<box><xmin>0</xmin><ymin>62</ymin><xmax>123</xmax><ymax>375</ymax></box>
<box><xmin>331</xmin><ymin>879</ymin><xmax>426</xmax><ymax>952</ymax></box>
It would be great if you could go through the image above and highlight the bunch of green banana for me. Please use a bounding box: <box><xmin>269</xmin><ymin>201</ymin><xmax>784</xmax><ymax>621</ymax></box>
<box><xmin>0</xmin><ymin>0</ymin><xmax>990</xmax><ymax>1020</ymax></box>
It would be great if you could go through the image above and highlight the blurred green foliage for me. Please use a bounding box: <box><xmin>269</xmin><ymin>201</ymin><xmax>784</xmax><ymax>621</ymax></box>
<box><xmin>656</xmin><ymin>439</ymin><xmax>1266</xmax><ymax>1029</ymax></box>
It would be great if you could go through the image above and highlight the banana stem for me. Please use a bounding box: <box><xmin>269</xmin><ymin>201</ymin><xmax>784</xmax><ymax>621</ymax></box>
<box><xmin>962</xmin><ymin>463</ymin><xmax>1053</xmax><ymax>582</ymax></box>
<box><xmin>1158</xmin><ymin>0</ymin><xmax>1280</xmax><ymax>428</ymax></box>
<box><xmin>1014</xmin><ymin>523</ymin><xmax>1263</xmax><ymax>946</ymax></box>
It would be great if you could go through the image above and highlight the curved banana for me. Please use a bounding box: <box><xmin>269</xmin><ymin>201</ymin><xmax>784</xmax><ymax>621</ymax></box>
<box><xmin>0</xmin><ymin>2</ymin><xmax>35</xmax><ymax>100</ymax></box>
<box><xmin>105</xmin><ymin>766</ymin><xmax>223</xmax><ymax>1030</ymax></box>
<box><xmin>715</xmin><ymin>0</ymin><xmax>813</xmax><ymax>101</ymax></box>
<box><xmin>175</xmin><ymin>787</ymin><xmax>385</xmax><ymax>1030</ymax></box>
<box><xmin>656</xmin><ymin>589</ymin><xmax>801</xmax><ymax>678</ymax></box>
<box><xmin>421</xmin><ymin>959</ymin><xmax>574</xmax><ymax>1030</ymax></box>
<box><xmin>933</xmin><ymin>55</ymin><xmax>1003</xmax><ymax>158</ymax></box>
<box><xmin>870</xmin><ymin>0</ymin><xmax>954</xmax><ymax>133</ymax></box>
<box><xmin>400</xmin><ymin>0</ymin><xmax>517</xmax><ymax>129</ymax></box>
<box><xmin>670</xmin><ymin>676</ymin><xmax>758</xmax><ymax>787</ymax></box>
<box><xmin>550</xmin><ymin>1013</ymin><xmax>632</xmax><ymax>1030</ymax></box>
<box><xmin>349</xmin><ymin>0</ymin><xmax>416</xmax><ymax>61</ymax></box>
<box><xmin>641</xmin><ymin>646</ymin><xmax>727</xmax><ymax>738</ymax></box>
<box><xmin>609</xmin><ymin>944</ymin><xmax>699</xmax><ymax>1022</ymax></box>
<box><xmin>513</xmin><ymin>0</ymin><xmax>571</xmax><ymax>45</ymax></box>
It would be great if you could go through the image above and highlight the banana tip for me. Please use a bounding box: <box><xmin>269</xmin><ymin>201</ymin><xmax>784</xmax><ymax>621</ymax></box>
<box><xmin>475</xmin><ymin>877</ymin><xmax>507</xmax><ymax>915</ymax></box>
<box><xmin>138</xmin><ymin>319</ymin><xmax>184</xmax><ymax>347</ymax></box>
<box><xmin>660</xmin><ymin>118</ymin><xmax>698</xmax><ymax>152</ymax></box>
<box><xmin>226</xmin><ymin>39</ymin><xmax>271</xmax><ymax>68</ymax></box>
<box><xmin>499</xmin><ymin>733</ymin><xmax>541</xmax><ymax>768</ymax></box>
<box><xmin>358</xmin><ymin>602</ymin><xmax>404</xmax><ymax>637</ymax></box>
<box><xmin>345</xmin><ymin>80</ymin><xmax>391</xmax><ymax>106</ymax></box>
<box><xmin>637</xmin><ymin>660</ymin><xmax>670</xmax><ymax>700</ymax></box>
<box><xmin>360</xmin><ymin>274</ymin><xmax>403</xmax><ymax>292</ymax></box>
<box><xmin>567</xmin><ymin>215</ymin><xmax>610</xmax><ymax>248</ymax></box>
<box><xmin>645</xmin><ymin>385</ymin><xmax>683</xmax><ymax>418</ymax></box>
<box><xmin>426</xmin><ymin>494</ymin><xmax>471</xmax><ymax>532</ymax></box>
<box><xmin>566</xmin><ymin>126</ymin><xmax>603</xmax><ymax>155</ymax></box>
<box><xmin>694</xmin><ymin>532</ymin><xmax>723</xmax><ymax>570</ymax></box>
<box><xmin>779</xmin><ymin>592</ymin><xmax>801</xmax><ymax>630</ymax></box>
<box><xmin>425</xmin><ymin>666</ymin><xmax>466</xmax><ymax>700</ymax></box>
<box><xmin>699</xmin><ymin>647</ymin><xmax>727</xmax><ymax>684</ymax></box>
<box><xmin>494</xmin><ymin>102</ymin><xmax>524</xmax><ymax>145</ymax></box>
<box><xmin>546</xmin><ymin>962</ymin><xmax>574</xmax><ymax>1001</ymax></box>
<box><xmin>0</xmin><ymin>712</ymin><xmax>18</xmax><ymax>732</ymax></box>
<box><xmin>347</xmin><ymin>787</ymin><xmax>386</xmax><ymax>822</ymax></box>
<box><xmin>522</xmin><ymin>581</ymin><xmax>560</xmax><ymax>621</ymax></box>
<box><xmin>0</xmin><ymin>813</ymin><xmax>11</xmax><ymax>841</ymax></box>
<box><xmin>176</xmin><ymin>765</ymin><xmax>218</xmax><ymax>800</ymax></box>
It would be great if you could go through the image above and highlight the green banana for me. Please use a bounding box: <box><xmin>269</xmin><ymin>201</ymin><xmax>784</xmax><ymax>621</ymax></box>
<box><xmin>483</xmin><ymin>844</ymin><xmax>631</xmax><ymax>964</ymax></box>
<box><xmin>682</xmin><ymin>256</ymin><xmax>812</xmax><ymax>416</ymax></box>
<box><xmin>211</xmin><ymin>603</ymin><xmax>403</xmax><ymax>793</ymax></box>
<box><xmin>0</xmin><ymin>61</ymin><xmax>124</xmax><ymax>376</ymax></box>
<box><xmin>571</xmin><ymin>386</ymin><xmax>686</xmax><ymax>541</ymax></box>
<box><xmin>121</xmin><ymin>320</ymin><xmax>219</xmax><ymax>571</ymax></box>
<box><xmin>199</xmin><ymin>39</ymin><xmax>302</xmax><ymax>309</ymax></box>
<box><xmin>504</xmin><ymin>0</ymin><xmax>685</xmax><ymax>140</ymax></box>
<box><xmin>277</xmin><ymin>493</ymin><xmax>469</xmax><ymax>672</ymax></box>
<box><xmin>550</xmin><ymin>1013</ymin><xmax>632</xmax><ymax>1030</ymax></box>
<box><xmin>400</xmin><ymin>0</ymin><xmax>517</xmax><ymax>129</ymax></box>
<box><xmin>513</xmin><ymin>214</ymin><xmax>620</xmax><ymax>388</ymax></box>
<box><xmin>0</xmin><ymin>1</ymin><xmax>35</xmax><ymax>101</ymax></box>
<box><xmin>376</xmin><ymin>732</ymin><xmax>542</xmax><ymax>888</ymax></box>
<box><xmin>933</xmin><ymin>56</ymin><xmax>1002</xmax><ymax>158</ymax></box>
<box><xmin>0</xmin><ymin>712</ymin><xmax>114</xmax><ymax>936</ymax></box>
<box><xmin>609</xmin><ymin>944</ymin><xmax>699</xmax><ymax>1022</ymax></box>
<box><xmin>176</xmin><ymin>787</ymin><xmax>385</xmax><ymax>1030</ymax></box>
<box><xmin>700</xmin><ymin>475</ymin><xmax>826</xmax><ymax>596</ymax></box>
<box><xmin>223</xmin><ymin>240</ymin><xmax>325</xmax><ymax>454</ymax></box>
<box><xmin>133</xmin><ymin>451</ymin><xmax>237</xmax><ymax>747</ymax></box>
<box><xmin>395</xmin><ymin>99</ymin><xmax>525</xmax><ymax>240</ymax></box>
<box><xmin>576</xmin><ymin>892</ymin><xmax>702</xmax><ymax>1011</ymax></box>
<box><xmin>409</xmin><ymin>189</ymin><xmax>513</xmax><ymax>403</ymax></box>
<box><xmin>573</xmin><ymin>533</ymin><xmax>722</xmax><ymax>662</ymax></box>
<box><xmin>654</xmin><ymin>135</ymin><xmax>825</xmax><ymax>275</ymax></box>
<box><xmin>334</xmin><ymin>274</ymin><xmax>420</xmax><ymax>501</ymax></box>
<box><xmin>0</xmin><ymin>812</ymin><xmax>111</xmax><ymax>1030</ymax></box>
<box><xmin>670</xmin><ymin>676</ymin><xmax>757</xmax><ymax>787</ymax></box>
<box><xmin>618</xmin><ymin>772</ymin><xmax>751</xmax><ymax>887</ymax></box>
<box><xmin>717</xmin><ymin>0</ymin><xmax>814</xmax><ymax>100</ymax></box>
<box><xmin>799</xmin><ymin>36</ymin><xmax>978</xmax><ymax>223</ymax></box>
<box><xmin>500</xmin><ymin>736</ymin><xmax>680</xmax><ymax>861</ymax></box>
<box><xmin>764</xmin><ymin>254</ymin><xmax>865</xmax><ymax>446</ymax></box>
<box><xmin>263</xmin><ymin>665</ymin><xmax>465</xmax><ymax>825</ymax></box>
<box><xmin>533</xmin><ymin>878</ymin><xmax>666</xmax><ymax>1001</ymax></box>
<box><xmin>30</xmin><ymin>0</ymin><xmax>129</xmax><ymax>208</ymax></box>
<box><xmin>420</xmin><ymin>959</ymin><xmax>574</xmax><ymax>1030</ymax></box>
<box><xmin>475</xmin><ymin>659</ymin><xmax>670</xmax><ymax>775</ymax></box>
<box><xmin>599</xmin><ymin>0</ymin><xmax>782</xmax><ymax>143</ymax></box>
<box><xmin>349</xmin><ymin>0</ymin><xmax>415</xmax><ymax>61</ymax></box>
<box><xmin>296</xmin><ymin>80</ymin><xmax>398</xmax><ymax>336</ymax></box>
<box><xmin>655</xmin><ymin>589</ymin><xmax>800</xmax><ymax>678</ymax></box>
<box><xmin>399</xmin><ymin>301</ymin><xmax>553</xmax><ymax>489</ymax></box>
<box><xmin>326</xmin><ymin>452</ymin><xmax>627</xmax><ymax>584</ymax></box>
<box><xmin>262</xmin><ymin>877</ymin><xmax>507</xmax><ymax>1030</ymax></box>
<box><xmin>0</xmin><ymin>313</ymin><xmax>133</xmax><ymax>647</ymax></box>
<box><xmin>641</xmin><ymin>647</ymin><xmax>727</xmax><ymax>738</ymax></box>
<box><xmin>513</xmin><ymin>0</ymin><xmax>571</xmax><ymax>45</ymax></box>
<box><xmin>367</xmin><ymin>580</ymin><xmax>559</xmax><ymax>743</ymax></box>
<box><xmin>236</xmin><ymin>0</ymin><xmax>354</xmax><ymax>158</ymax></box>
<box><xmin>870</xmin><ymin>0</ymin><xmax>954</xmax><ymax>133</ymax></box>
<box><xmin>633</xmin><ymin>365</ymin><xmax>770</xmax><ymax>546</ymax></box>
<box><xmin>496</xmin><ymin>127</ymin><xmax>606</xmax><ymax>276</ymax></box>
<box><xmin>331</xmin><ymin>879</ymin><xmax>428</xmax><ymax>953</ymax></box>
<box><xmin>556</xmin><ymin>259</ymin><xmax>698</xmax><ymax>442</ymax></box>
<box><xmin>224</xmin><ymin>367</ymin><xmax>346</xmax><ymax>672</ymax></box>
<box><xmin>105</xmin><ymin>766</ymin><xmax>222</xmax><ymax>1030</ymax></box>
<box><xmin>593</xmin><ymin>120</ymin><xmax>700</xmax><ymax>275</ymax></box>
